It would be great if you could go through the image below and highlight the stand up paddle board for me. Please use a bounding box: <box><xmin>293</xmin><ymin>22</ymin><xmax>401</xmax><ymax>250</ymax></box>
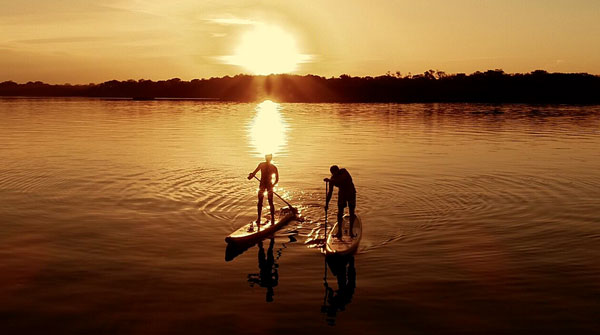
<box><xmin>324</xmin><ymin>214</ymin><xmax>362</xmax><ymax>255</ymax></box>
<box><xmin>225</xmin><ymin>207</ymin><xmax>298</xmax><ymax>244</ymax></box>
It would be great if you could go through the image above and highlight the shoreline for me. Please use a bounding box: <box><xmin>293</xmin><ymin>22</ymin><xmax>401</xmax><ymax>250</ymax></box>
<box><xmin>2</xmin><ymin>71</ymin><xmax>600</xmax><ymax>104</ymax></box>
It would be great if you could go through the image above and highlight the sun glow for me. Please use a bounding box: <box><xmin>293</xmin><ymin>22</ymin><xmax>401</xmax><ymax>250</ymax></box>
<box><xmin>226</xmin><ymin>24</ymin><xmax>310</xmax><ymax>75</ymax></box>
<box><xmin>248</xmin><ymin>100</ymin><xmax>288</xmax><ymax>157</ymax></box>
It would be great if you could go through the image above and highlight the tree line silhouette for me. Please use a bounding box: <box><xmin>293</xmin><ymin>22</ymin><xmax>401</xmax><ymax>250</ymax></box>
<box><xmin>1</xmin><ymin>70</ymin><xmax>599</xmax><ymax>103</ymax></box>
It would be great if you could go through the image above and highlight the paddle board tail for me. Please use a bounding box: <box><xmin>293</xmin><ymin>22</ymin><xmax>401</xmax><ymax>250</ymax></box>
<box><xmin>324</xmin><ymin>214</ymin><xmax>362</xmax><ymax>255</ymax></box>
<box><xmin>225</xmin><ymin>207</ymin><xmax>300</xmax><ymax>244</ymax></box>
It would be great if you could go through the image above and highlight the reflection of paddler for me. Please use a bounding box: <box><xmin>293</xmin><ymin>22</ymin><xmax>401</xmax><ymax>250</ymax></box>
<box><xmin>321</xmin><ymin>255</ymin><xmax>356</xmax><ymax>325</ymax></box>
<box><xmin>247</xmin><ymin>237</ymin><xmax>279</xmax><ymax>302</ymax></box>
<box><xmin>324</xmin><ymin>165</ymin><xmax>357</xmax><ymax>239</ymax></box>
<box><xmin>248</xmin><ymin>154</ymin><xmax>279</xmax><ymax>229</ymax></box>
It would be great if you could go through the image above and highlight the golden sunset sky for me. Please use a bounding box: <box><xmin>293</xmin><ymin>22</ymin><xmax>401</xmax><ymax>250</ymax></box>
<box><xmin>1</xmin><ymin>0</ymin><xmax>599</xmax><ymax>83</ymax></box>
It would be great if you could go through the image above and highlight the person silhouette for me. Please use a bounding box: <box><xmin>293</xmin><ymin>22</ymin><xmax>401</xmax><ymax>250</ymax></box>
<box><xmin>247</xmin><ymin>237</ymin><xmax>279</xmax><ymax>302</ymax></box>
<box><xmin>324</xmin><ymin>165</ymin><xmax>356</xmax><ymax>239</ymax></box>
<box><xmin>248</xmin><ymin>154</ymin><xmax>279</xmax><ymax>230</ymax></box>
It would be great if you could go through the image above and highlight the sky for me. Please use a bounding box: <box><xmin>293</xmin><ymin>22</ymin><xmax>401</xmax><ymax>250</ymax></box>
<box><xmin>1</xmin><ymin>0</ymin><xmax>599</xmax><ymax>83</ymax></box>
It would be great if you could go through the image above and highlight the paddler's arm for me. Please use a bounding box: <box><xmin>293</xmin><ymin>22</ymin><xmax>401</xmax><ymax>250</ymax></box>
<box><xmin>273</xmin><ymin>166</ymin><xmax>279</xmax><ymax>186</ymax></box>
<box><xmin>248</xmin><ymin>163</ymin><xmax>262</xmax><ymax>180</ymax></box>
<box><xmin>324</xmin><ymin>178</ymin><xmax>334</xmax><ymax>211</ymax></box>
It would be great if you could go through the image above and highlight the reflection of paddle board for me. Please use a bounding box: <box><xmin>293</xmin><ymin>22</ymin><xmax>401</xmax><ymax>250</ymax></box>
<box><xmin>225</xmin><ymin>207</ymin><xmax>297</xmax><ymax>244</ymax></box>
<box><xmin>325</xmin><ymin>214</ymin><xmax>362</xmax><ymax>255</ymax></box>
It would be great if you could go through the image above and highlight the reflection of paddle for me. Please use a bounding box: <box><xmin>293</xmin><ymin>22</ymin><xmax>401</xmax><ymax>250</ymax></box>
<box><xmin>252</xmin><ymin>175</ymin><xmax>296</xmax><ymax>211</ymax></box>
<box><xmin>322</xmin><ymin>255</ymin><xmax>328</xmax><ymax>311</ymax></box>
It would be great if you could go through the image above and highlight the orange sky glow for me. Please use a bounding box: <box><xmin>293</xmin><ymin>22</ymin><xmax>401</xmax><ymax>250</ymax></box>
<box><xmin>1</xmin><ymin>0</ymin><xmax>599</xmax><ymax>83</ymax></box>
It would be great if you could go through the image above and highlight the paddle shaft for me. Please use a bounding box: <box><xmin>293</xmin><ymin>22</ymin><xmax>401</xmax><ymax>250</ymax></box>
<box><xmin>324</xmin><ymin>180</ymin><xmax>328</xmax><ymax>240</ymax></box>
<box><xmin>324</xmin><ymin>180</ymin><xmax>328</xmax><ymax>280</ymax></box>
<box><xmin>252</xmin><ymin>175</ymin><xmax>294</xmax><ymax>209</ymax></box>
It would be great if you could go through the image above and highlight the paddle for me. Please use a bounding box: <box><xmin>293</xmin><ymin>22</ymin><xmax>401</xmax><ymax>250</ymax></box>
<box><xmin>252</xmin><ymin>175</ymin><xmax>296</xmax><ymax>212</ymax></box>
<box><xmin>324</xmin><ymin>180</ymin><xmax>328</xmax><ymax>248</ymax></box>
<box><xmin>322</xmin><ymin>180</ymin><xmax>330</xmax><ymax>312</ymax></box>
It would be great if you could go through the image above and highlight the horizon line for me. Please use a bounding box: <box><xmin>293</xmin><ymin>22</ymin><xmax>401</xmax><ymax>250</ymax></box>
<box><xmin>3</xmin><ymin>69</ymin><xmax>600</xmax><ymax>86</ymax></box>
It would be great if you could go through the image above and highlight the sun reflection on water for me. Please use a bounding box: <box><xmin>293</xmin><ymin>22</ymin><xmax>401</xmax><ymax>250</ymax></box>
<box><xmin>248</xmin><ymin>100</ymin><xmax>288</xmax><ymax>157</ymax></box>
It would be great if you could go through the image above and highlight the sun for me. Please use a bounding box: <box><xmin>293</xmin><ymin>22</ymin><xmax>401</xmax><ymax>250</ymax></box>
<box><xmin>226</xmin><ymin>24</ymin><xmax>310</xmax><ymax>75</ymax></box>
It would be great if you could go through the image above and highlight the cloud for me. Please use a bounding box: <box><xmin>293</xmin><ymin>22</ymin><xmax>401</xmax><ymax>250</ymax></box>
<box><xmin>11</xmin><ymin>37</ymin><xmax>111</xmax><ymax>44</ymax></box>
<box><xmin>205</xmin><ymin>17</ymin><xmax>256</xmax><ymax>26</ymax></box>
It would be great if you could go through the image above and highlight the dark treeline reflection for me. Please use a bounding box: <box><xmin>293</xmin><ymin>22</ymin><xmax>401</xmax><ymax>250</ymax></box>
<box><xmin>2</xmin><ymin>70</ymin><xmax>599</xmax><ymax>103</ymax></box>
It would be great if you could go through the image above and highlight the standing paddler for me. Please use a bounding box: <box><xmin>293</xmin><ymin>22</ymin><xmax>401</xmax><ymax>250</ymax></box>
<box><xmin>248</xmin><ymin>154</ymin><xmax>279</xmax><ymax>228</ymax></box>
<box><xmin>324</xmin><ymin>165</ymin><xmax>357</xmax><ymax>239</ymax></box>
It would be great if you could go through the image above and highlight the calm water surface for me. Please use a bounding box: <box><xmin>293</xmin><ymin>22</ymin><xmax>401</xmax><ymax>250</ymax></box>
<box><xmin>1</xmin><ymin>98</ymin><xmax>599</xmax><ymax>334</ymax></box>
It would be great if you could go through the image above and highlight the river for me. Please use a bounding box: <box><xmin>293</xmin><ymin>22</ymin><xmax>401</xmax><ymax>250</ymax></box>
<box><xmin>1</xmin><ymin>98</ymin><xmax>599</xmax><ymax>334</ymax></box>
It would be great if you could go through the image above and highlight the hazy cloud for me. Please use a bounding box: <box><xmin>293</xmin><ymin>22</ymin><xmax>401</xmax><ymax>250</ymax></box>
<box><xmin>12</xmin><ymin>37</ymin><xmax>111</xmax><ymax>44</ymax></box>
<box><xmin>205</xmin><ymin>17</ymin><xmax>257</xmax><ymax>26</ymax></box>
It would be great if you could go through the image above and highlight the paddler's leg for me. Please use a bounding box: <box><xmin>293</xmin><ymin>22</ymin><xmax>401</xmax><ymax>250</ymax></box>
<box><xmin>267</xmin><ymin>189</ymin><xmax>275</xmax><ymax>225</ymax></box>
<box><xmin>257</xmin><ymin>188</ymin><xmax>265</xmax><ymax>227</ymax></box>
<box><xmin>336</xmin><ymin>199</ymin><xmax>345</xmax><ymax>239</ymax></box>
<box><xmin>349</xmin><ymin>193</ymin><xmax>356</xmax><ymax>238</ymax></box>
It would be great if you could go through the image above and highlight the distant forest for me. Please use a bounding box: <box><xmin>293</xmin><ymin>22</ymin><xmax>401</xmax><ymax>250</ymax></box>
<box><xmin>1</xmin><ymin>70</ymin><xmax>599</xmax><ymax>103</ymax></box>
